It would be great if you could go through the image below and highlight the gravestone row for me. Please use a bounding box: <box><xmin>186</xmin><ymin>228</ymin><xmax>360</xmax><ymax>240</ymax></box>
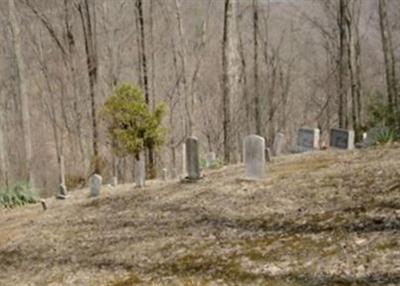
<box><xmin>62</xmin><ymin>126</ymin><xmax>359</xmax><ymax>199</ymax></box>
<box><xmin>296</xmin><ymin>127</ymin><xmax>355</xmax><ymax>151</ymax></box>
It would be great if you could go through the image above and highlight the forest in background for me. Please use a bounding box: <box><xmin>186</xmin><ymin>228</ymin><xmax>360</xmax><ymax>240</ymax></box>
<box><xmin>0</xmin><ymin>0</ymin><xmax>399</xmax><ymax>196</ymax></box>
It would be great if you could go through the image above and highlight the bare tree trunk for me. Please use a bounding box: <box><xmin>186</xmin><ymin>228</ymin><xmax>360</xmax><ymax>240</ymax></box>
<box><xmin>345</xmin><ymin>0</ymin><xmax>363</xmax><ymax>140</ymax></box>
<box><xmin>345</xmin><ymin>2</ymin><xmax>358</xmax><ymax>138</ymax></box>
<box><xmin>136</xmin><ymin>0</ymin><xmax>150</xmax><ymax>104</ymax></box>
<box><xmin>9</xmin><ymin>0</ymin><xmax>34</xmax><ymax>185</ymax></box>
<box><xmin>35</xmin><ymin>29</ymin><xmax>66</xmax><ymax>187</ymax></box>
<box><xmin>77</xmin><ymin>0</ymin><xmax>100</xmax><ymax>174</ymax></box>
<box><xmin>149</xmin><ymin>0</ymin><xmax>157</xmax><ymax>111</ymax></box>
<box><xmin>253</xmin><ymin>0</ymin><xmax>262</xmax><ymax>137</ymax></box>
<box><xmin>0</xmin><ymin>110</ymin><xmax>7</xmax><ymax>186</ymax></box>
<box><xmin>174</xmin><ymin>0</ymin><xmax>193</xmax><ymax>136</ymax></box>
<box><xmin>222</xmin><ymin>0</ymin><xmax>239</xmax><ymax>164</ymax></box>
<box><xmin>135</xmin><ymin>0</ymin><xmax>156</xmax><ymax>179</ymax></box>
<box><xmin>64</xmin><ymin>0</ymin><xmax>88</xmax><ymax>173</ymax></box>
<box><xmin>237</xmin><ymin>11</ymin><xmax>250</xmax><ymax>134</ymax></box>
<box><xmin>379</xmin><ymin>0</ymin><xmax>399</xmax><ymax>128</ymax></box>
<box><xmin>354</xmin><ymin>19</ymin><xmax>363</xmax><ymax>132</ymax></box>
<box><xmin>338</xmin><ymin>0</ymin><xmax>348</xmax><ymax>128</ymax></box>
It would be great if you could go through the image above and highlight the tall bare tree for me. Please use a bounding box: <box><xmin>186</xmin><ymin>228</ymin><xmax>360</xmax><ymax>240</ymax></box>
<box><xmin>253</xmin><ymin>0</ymin><xmax>262</xmax><ymax>138</ymax></box>
<box><xmin>8</xmin><ymin>0</ymin><xmax>34</xmax><ymax>184</ymax></box>
<box><xmin>77</xmin><ymin>0</ymin><xmax>100</xmax><ymax>173</ymax></box>
<box><xmin>345</xmin><ymin>0</ymin><xmax>363</xmax><ymax>139</ymax></box>
<box><xmin>135</xmin><ymin>0</ymin><xmax>157</xmax><ymax>178</ymax></box>
<box><xmin>338</xmin><ymin>0</ymin><xmax>349</xmax><ymax>128</ymax></box>
<box><xmin>222</xmin><ymin>0</ymin><xmax>240</xmax><ymax>163</ymax></box>
<box><xmin>379</xmin><ymin>0</ymin><xmax>399</xmax><ymax>128</ymax></box>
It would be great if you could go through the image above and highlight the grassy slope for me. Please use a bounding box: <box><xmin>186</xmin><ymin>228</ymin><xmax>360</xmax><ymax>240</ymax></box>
<box><xmin>0</xmin><ymin>145</ymin><xmax>400</xmax><ymax>286</ymax></box>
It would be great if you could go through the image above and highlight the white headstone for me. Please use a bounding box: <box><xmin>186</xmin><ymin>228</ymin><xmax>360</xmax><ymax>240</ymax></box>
<box><xmin>111</xmin><ymin>176</ymin><xmax>118</xmax><ymax>187</ymax></box>
<box><xmin>186</xmin><ymin>136</ymin><xmax>201</xmax><ymax>180</ymax></box>
<box><xmin>362</xmin><ymin>132</ymin><xmax>367</xmax><ymax>140</ymax></box>
<box><xmin>206</xmin><ymin>152</ymin><xmax>216</xmax><ymax>168</ymax></box>
<box><xmin>296</xmin><ymin>128</ymin><xmax>320</xmax><ymax>152</ymax></box>
<box><xmin>135</xmin><ymin>151</ymin><xmax>145</xmax><ymax>187</ymax></box>
<box><xmin>330</xmin><ymin>128</ymin><xmax>355</xmax><ymax>149</ymax></box>
<box><xmin>90</xmin><ymin>174</ymin><xmax>102</xmax><ymax>197</ymax></box>
<box><xmin>244</xmin><ymin>135</ymin><xmax>265</xmax><ymax>180</ymax></box>
<box><xmin>162</xmin><ymin>168</ymin><xmax>168</xmax><ymax>181</ymax></box>
<box><xmin>272</xmin><ymin>133</ymin><xmax>285</xmax><ymax>156</ymax></box>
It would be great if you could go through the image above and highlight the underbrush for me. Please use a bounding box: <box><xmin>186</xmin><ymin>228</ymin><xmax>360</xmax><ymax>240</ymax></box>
<box><xmin>0</xmin><ymin>182</ymin><xmax>39</xmax><ymax>208</ymax></box>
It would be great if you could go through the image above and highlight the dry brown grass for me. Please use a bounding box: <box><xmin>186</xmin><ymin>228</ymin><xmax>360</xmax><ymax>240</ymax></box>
<box><xmin>1</xmin><ymin>145</ymin><xmax>400</xmax><ymax>285</ymax></box>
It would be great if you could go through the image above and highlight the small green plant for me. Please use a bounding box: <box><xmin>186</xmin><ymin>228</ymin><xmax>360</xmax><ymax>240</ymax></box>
<box><xmin>0</xmin><ymin>182</ymin><xmax>39</xmax><ymax>208</ymax></box>
<box><xmin>200</xmin><ymin>156</ymin><xmax>224</xmax><ymax>170</ymax></box>
<box><xmin>374</xmin><ymin>128</ymin><xmax>399</xmax><ymax>145</ymax></box>
<box><xmin>367</xmin><ymin>93</ymin><xmax>400</xmax><ymax>135</ymax></box>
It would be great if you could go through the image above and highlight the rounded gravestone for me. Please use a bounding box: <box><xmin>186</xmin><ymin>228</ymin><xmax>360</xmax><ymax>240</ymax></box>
<box><xmin>244</xmin><ymin>135</ymin><xmax>265</xmax><ymax>180</ymax></box>
<box><xmin>90</xmin><ymin>174</ymin><xmax>102</xmax><ymax>197</ymax></box>
<box><xmin>272</xmin><ymin>132</ymin><xmax>285</xmax><ymax>156</ymax></box>
<box><xmin>162</xmin><ymin>168</ymin><xmax>168</xmax><ymax>181</ymax></box>
<box><xmin>111</xmin><ymin>176</ymin><xmax>118</xmax><ymax>187</ymax></box>
<box><xmin>186</xmin><ymin>136</ymin><xmax>201</xmax><ymax>180</ymax></box>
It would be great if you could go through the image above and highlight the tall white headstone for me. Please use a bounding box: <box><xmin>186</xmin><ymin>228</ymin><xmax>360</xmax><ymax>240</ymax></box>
<box><xmin>244</xmin><ymin>135</ymin><xmax>265</xmax><ymax>180</ymax></box>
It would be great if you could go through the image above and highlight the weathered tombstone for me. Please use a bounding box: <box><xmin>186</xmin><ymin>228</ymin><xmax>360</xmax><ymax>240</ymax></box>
<box><xmin>272</xmin><ymin>133</ymin><xmax>285</xmax><ymax>156</ymax></box>
<box><xmin>162</xmin><ymin>168</ymin><xmax>168</xmax><ymax>181</ymax></box>
<box><xmin>186</xmin><ymin>136</ymin><xmax>201</xmax><ymax>180</ymax></box>
<box><xmin>330</xmin><ymin>128</ymin><xmax>355</xmax><ymax>150</ymax></box>
<box><xmin>265</xmin><ymin>147</ymin><xmax>272</xmax><ymax>162</ymax></box>
<box><xmin>206</xmin><ymin>152</ymin><xmax>216</xmax><ymax>168</ymax></box>
<box><xmin>181</xmin><ymin>143</ymin><xmax>187</xmax><ymax>178</ymax></box>
<box><xmin>135</xmin><ymin>151</ymin><xmax>145</xmax><ymax>187</ymax></box>
<box><xmin>56</xmin><ymin>183</ymin><xmax>68</xmax><ymax>200</ymax></box>
<box><xmin>296</xmin><ymin>128</ymin><xmax>320</xmax><ymax>152</ymax></box>
<box><xmin>171</xmin><ymin>168</ymin><xmax>177</xmax><ymax>179</ymax></box>
<box><xmin>90</xmin><ymin>174</ymin><xmax>102</xmax><ymax>197</ymax></box>
<box><xmin>244</xmin><ymin>135</ymin><xmax>265</xmax><ymax>180</ymax></box>
<box><xmin>111</xmin><ymin>176</ymin><xmax>118</xmax><ymax>187</ymax></box>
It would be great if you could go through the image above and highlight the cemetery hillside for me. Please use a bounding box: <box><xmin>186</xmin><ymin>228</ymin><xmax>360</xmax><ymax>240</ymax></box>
<box><xmin>1</xmin><ymin>144</ymin><xmax>400</xmax><ymax>285</ymax></box>
<box><xmin>2</xmin><ymin>0</ymin><xmax>400</xmax><ymax>285</ymax></box>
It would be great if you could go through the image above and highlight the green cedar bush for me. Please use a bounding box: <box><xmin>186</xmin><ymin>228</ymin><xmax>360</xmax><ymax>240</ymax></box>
<box><xmin>101</xmin><ymin>84</ymin><xmax>166</xmax><ymax>159</ymax></box>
